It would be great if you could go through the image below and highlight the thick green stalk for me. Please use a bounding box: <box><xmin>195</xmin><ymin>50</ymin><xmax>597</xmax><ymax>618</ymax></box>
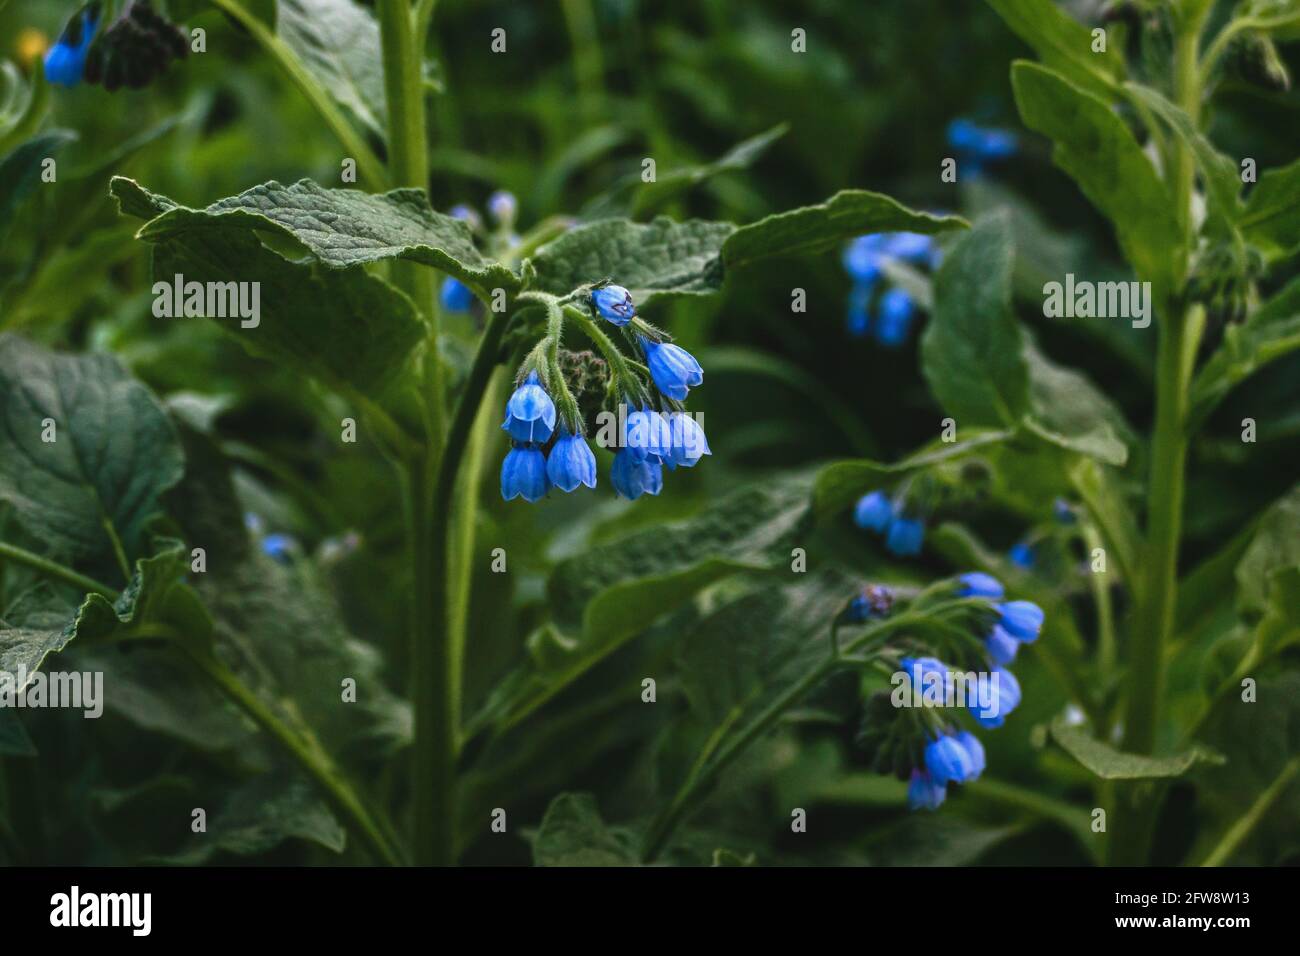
<box><xmin>1110</xmin><ymin>5</ymin><xmax>1207</xmax><ymax>865</ymax></box>
<box><xmin>1198</xmin><ymin>755</ymin><xmax>1300</xmax><ymax>866</ymax></box>
<box><xmin>412</xmin><ymin>308</ymin><xmax>512</xmax><ymax>864</ymax></box>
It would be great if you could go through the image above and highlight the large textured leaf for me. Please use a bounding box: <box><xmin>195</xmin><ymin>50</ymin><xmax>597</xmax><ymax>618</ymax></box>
<box><xmin>481</xmin><ymin>473</ymin><xmax>816</xmax><ymax>729</ymax></box>
<box><xmin>1012</xmin><ymin>61</ymin><xmax>1182</xmax><ymax>299</ymax></box>
<box><xmin>528</xmin><ymin>190</ymin><xmax>965</xmax><ymax>305</ymax></box>
<box><xmin>1234</xmin><ymin>484</ymin><xmax>1300</xmax><ymax>615</ymax></box>
<box><xmin>811</xmin><ymin>431</ymin><xmax>1014</xmax><ymax>522</ymax></box>
<box><xmin>986</xmin><ymin>0</ymin><xmax>1125</xmax><ymax>99</ymax></box>
<box><xmin>1190</xmin><ymin>276</ymin><xmax>1300</xmax><ymax>426</ymax></box>
<box><xmin>1241</xmin><ymin>156</ymin><xmax>1300</xmax><ymax>259</ymax></box>
<box><xmin>278</xmin><ymin>0</ymin><xmax>388</xmax><ymax>140</ymax></box>
<box><xmin>922</xmin><ymin>215</ymin><xmax>1029</xmax><ymax>426</ymax></box>
<box><xmin>0</xmin><ymin>336</ymin><xmax>184</xmax><ymax>565</ymax></box>
<box><xmin>531</xmin><ymin>793</ymin><xmax>638</xmax><ymax>866</ymax></box>
<box><xmin>1051</xmin><ymin>716</ymin><xmax>1224</xmax><ymax>779</ymax></box>
<box><xmin>0</xmin><ymin>130</ymin><xmax>75</xmax><ymax>239</ymax></box>
<box><xmin>122</xmin><ymin>177</ymin><xmax>516</xmax><ymax>290</ymax></box>
<box><xmin>111</xmin><ymin>179</ymin><xmax>427</xmax><ymax>395</ymax></box>
<box><xmin>1022</xmin><ymin>339</ymin><xmax>1131</xmax><ymax>466</ymax></box>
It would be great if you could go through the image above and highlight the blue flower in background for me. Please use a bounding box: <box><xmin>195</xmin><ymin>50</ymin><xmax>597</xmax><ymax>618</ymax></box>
<box><xmin>970</xmin><ymin>665</ymin><xmax>1022</xmax><ymax>728</ymax></box>
<box><xmin>846</xmin><ymin>584</ymin><xmax>895</xmax><ymax>623</ymax></box>
<box><xmin>1008</xmin><ymin>541</ymin><xmax>1036</xmax><ymax>569</ymax></box>
<box><xmin>908</xmin><ymin>769</ymin><xmax>946</xmax><ymax>811</ymax></box>
<box><xmin>591</xmin><ymin>285</ymin><xmax>636</xmax><ymax>326</ymax></box>
<box><xmin>875</xmin><ymin>287</ymin><xmax>916</xmax><ymax>348</ymax></box>
<box><xmin>449</xmin><ymin>204</ymin><xmax>481</xmax><ymax>230</ymax></box>
<box><xmin>641</xmin><ymin>338</ymin><xmax>703</xmax><ymax>401</ymax></box>
<box><xmin>610</xmin><ymin>447</ymin><xmax>663</xmax><ymax>500</ymax></box>
<box><xmin>999</xmin><ymin>600</ymin><xmax>1044</xmax><ymax>643</ymax></box>
<box><xmin>1053</xmin><ymin>498</ymin><xmax>1076</xmax><ymax>524</ymax></box>
<box><xmin>885</xmin><ymin>515</ymin><xmax>925</xmax><ymax>556</ymax></box>
<box><xmin>545</xmin><ymin>430</ymin><xmax>597</xmax><ymax>492</ymax></box>
<box><xmin>985</xmin><ymin>624</ymin><xmax>1020</xmax><ymax>666</ymax></box>
<box><xmin>925</xmin><ymin>733</ymin><xmax>976</xmax><ymax>786</ymax></box>
<box><xmin>261</xmin><ymin>533</ymin><xmax>297</xmax><ymax>564</ymax></box>
<box><xmin>487</xmin><ymin>190</ymin><xmax>517</xmax><ymax>226</ymax></box>
<box><xmin>959</xmin><ymin>572</ymin><xmax>1004</xmax><ymax>599</ymax></box>
<box><xmin>44</xmin><ymin>7</ymin><xmax>99</xmax><ymax>87</ymax></box>
<box><xmin>845</xmin><ymin>285</ymin><xmax>872</xmax><ymax>338</ymax></box>
<box><xmin>947</xmin><ymin>118</ymin><xmax>1018</xmax><ymax>179</ymax></box>
<box><xmin>500</xmin><ymin>444</ymin><xmax>549</xmax><ymax>502</ymax></box>
<box><xmin>501</xmin><ymin>371</ymin><xmax>556</xmax><ymax>443</ymax></box>
<box><xmin>853</xmin><ymin>491</ymin><xmax>893</xmax><ymax>532</ymax></box>
<box><xmin>955</xmin><ymin>731</ymin><xmax>986</xmax><ymax>780</ymax></box>
<box><xmin>439</xmin><ymin>277</ymin><xmax>474</xmax><ymax>313</ymax></box>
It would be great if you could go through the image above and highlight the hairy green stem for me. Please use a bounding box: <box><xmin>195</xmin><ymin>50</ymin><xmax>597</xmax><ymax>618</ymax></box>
<box><xmin>0</xmin><ymin>541</ymin><xmax>117</xmax><ymax>599</ymax></box>
<box><xmin>412</xmin><ymin>308</ymin><xmax>512</xmax><ymax>865</ymax></box>
<box><xmin>207</xmin><ymin>0</ymin><xmax>387</xmax><ymax>190</ymax></box>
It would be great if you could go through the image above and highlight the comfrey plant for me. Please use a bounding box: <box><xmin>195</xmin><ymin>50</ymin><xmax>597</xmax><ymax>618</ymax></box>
<box><xmin>842</xmin><ymin>231</ymin><xmax>939</xmax><ymax>345</ymax></box>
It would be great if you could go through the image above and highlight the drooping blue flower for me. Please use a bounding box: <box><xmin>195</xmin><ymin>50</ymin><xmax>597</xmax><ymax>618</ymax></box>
<box><xmin>846</xmin><ymin>285</ymin><xmax>872</xmax><ymax>338</ymax></box>
<box><xmin>958</xmin><ymin>572</ymin><xmax>1004</xmax><ymax>599</ymax></box>
<box><xmin>624</xmin><ymin>407</ymin><xmax>672</xmax><ymax>461</ymax></box>
<box><xmin>487</xmin><ymin>190</ymin><xmax>517</xmax><ymax>225</ymax></box>
<box><xmin>591</xmin><ymin>285</ymin><xmax>636</xmax><ymax>326</ymax></box>
<box><xmin>449</xmin><ymin>204</ymin><xmax>481</xmax><ymax>230</ymax></box>
<box><xmin>955</xmin><ymin>730</ymin><xmax>986</xmax><ymax>780</ymax></box>
<box><xmin>885</xmin><ymin>515</ymin><xmax>925</xmax><ymax>556</ymax></box>
<box><xmin>846</xmin><ymin>584</ymin><xmax>894</xmax><ymax>623</ymax></box>
<box><xmin>908</xmin><ymin>769</ymin><xmax>946</xmax><ymax>811</ymax></box>
<box><xmin>501</xmin><ymin>371</ymin><xmax>556</xmax><ymax>443</ymax></box>
<box><xmin>1008</xmin><ymin>541</ymin><xmax>1036</xmax><ymax>569</ymax></box>
<box><xmin>1053</xmin><ymin>498</ymin><xmax>1076</xmax><ymax>524</ymax></box>
<box><xmin>875</xmin><ymin>287</ymin><xmax>916</xmax><ymax>348</ymax></box>
<box><xmin>947</xmin><ymin>119</ymin><xmax>1018</xmax><ymax>161</ymax></box>
<box><xmin>546</xmin><ymin>430</ymin><xmax>597</xmax><ymax>492</ymax></box>
<box><xmin>664</xmin><ymin>412</ymin><xmax>711</xmax><ymax>468</ymax></box>
<box><xmin>853</xmin><ymin>491</ymin><xmax>893</xmax><ymax>532</ymax></box>
<box><xmin>925</xmin><ymin>733</ymin><xmax>976</xmax><ymax>786</ymax></box>
<box><xmin>970</xmin><ymin>666</ymin><xmax>1022</xmax><ymax>729</ymax></box>
<box><xmin>439</xmin><ymin>277</ymin><xmax>474</xmax><ymax>313</ymax></box>
<box><xmin>985</xmin><ymin>624</ymin><xmax>1020</xmax><ymax>666</ymax></box>
<box><xmin>641</xmin><ymin>338</ymin><xmax>703</xmax><ymax>401</ymax></box>
<box><xmin>500</xmin><ymin>444</ymin><xmax>549</xmax><ymax>502</ymax></box>
<box><xmin>262</xmin><ymin>533</ymin><xmax>297</xmax><ymax>564</ymax></box>
<box><xmin>44</xmin><ymin>8</ymin><xmax>99</xmax><ymax>87</ymax></box>
<box><xmin>998</xmin><ymin>600</ymin><xmax>1044</xmax><ymax>643</ymax></box>
<box><xmin>842</xmin><ymin>235</ymin><xmax>887</xmax><ymax>285</ymax></box>
<box><xmin>901</xmin><ymin>656</ymin><xmax>951</xmax><ymax>694</ymax></box>
<box><xmin>610</xmin><ymin>447</ymin><xmax>663</xmax><ymax>500</ymax></box>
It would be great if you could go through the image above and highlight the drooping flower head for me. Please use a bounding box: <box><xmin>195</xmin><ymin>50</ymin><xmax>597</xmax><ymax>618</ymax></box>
<box><xmin>958</xmin><ymin>572</ymin><xmax>1004</xmax><ymax>599</ymax></box>
<box><xmin>500</xmin><ymin>444</ymin><xmax>549</xmax><ymax>502</ymax></box>
<box><xmin>591</xmin><ymin>285</ymin><xmax>636</xmax><ymax>326</ymax></box>
<box><xmin>440</xmin><ymin>277</ymin><xmax>474</xmax><ymax>313</ymax></box>
<box><xmin>925</xmin><ymin>733</ymin><xmax>976</xmax><ymax>786</ymax></box>
<box><xmin>487</xmin><ymin>190</ymin><xmax>517</xmax><ymax>227</ymax></box>
<box><xmin>875</xmin><ymin>287</ymin><xmax>916</xmax><ymax>348</ymax></box>
<box><xmin>501</xmin><ymin>371</ymin><xmax>556</xmax><ymax>443</ymax></box>
<box><xmin>955</xmin><ymin>731</ymin><xmax>986</xmax><ymax>780</ymax></box>
<box><xmin>984</xmin><ymin>624</ymin><xmax>1019</xmax><ymax>666</ymax></box>
<box><xmin>970</xmin><ymin>665</ymin><xmax>1022</xmax><ymax>729</ymax></box>
<box><xmin>854</xmin><ymin>490</ymin><xmax>893</xmax><ymax>532</ymax></box>
<box><xmin>1008</xmin><ymin>541</ymin><xmax>1036</xmax><ymax>569</ymax></box>
<box><xmin>885</xmin><ymin>514</ymin><xmax>925</xmax><ymax>557</ymax></box>
<box><xmin>610</xmin><ymin>447</ymin><xmax>663</xmax><ymax>500</ymax></box>
<box><xmin>546</xmin><ymin>429</ymin><xmax>597</xmax><ymax>493</ymax></box>
<box><xmin>908</xmin><ymin>769</ymin><xmax>946</xmax><ymax>811</ymax></box>
<box><xmin>998</xmin><ymin>600</ymin><xmax>1044</xmax><ymax>643</ymax></box>
<box><xmin>640</xmin><ymin>337</ymin><xmax>703</xmax><ymax>401</ymax></box>
<box><xmin>664</xmin><ymin>411</ymin><xmax>711</xmax><ymax>468</ymax></box>
<box><xmin>44</xmin><ymin>4</ymin><xmax>99</xmax><ymax>87</ymax></box>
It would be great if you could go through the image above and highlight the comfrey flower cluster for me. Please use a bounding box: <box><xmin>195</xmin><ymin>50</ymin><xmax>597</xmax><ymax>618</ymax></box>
<box><xmin>46</xmin><ymin>1</ymin><xmax>188</xmax><ymax>91</ymax></box>
<box><xmin>500</xmin><ymin>284</ymin><xmax>710</xmax><ymax>502</ymax></box>
<box><xmin>853</xmin><ymin>488</ymin><xmax>925</xmax><ymax>557</ymax></box>
<box><xmin>946</xmin><ymin>118</ymin><xmax>1018</xmax><ymax>179</ymax></box>
<box><xmin>439</xmin><ymin>192</ymin><xmax>519</xmax><ymax>314</ymax></box>
<box><xmin>849</xmin><ymin>572</ymin><xmax>1043</xmax><ymax>812</ymax></box>
<box><xmin>842</xmin><ymin>232</ymin><xmax>939</xmax><ymax>346</ymax></box>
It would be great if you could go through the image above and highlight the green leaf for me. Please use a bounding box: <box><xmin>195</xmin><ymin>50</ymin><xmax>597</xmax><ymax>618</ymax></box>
<box><xmin>1022</xmin><ymin>338</ymin><xmax>1132</xmax><ymax>466</ymax></box>
<box><xmin>482</xmin><ymin>473</ymin><xmax>815</xmax><ymax>730</ymax></box>
<box><xmin>1012</xmin><ymin>61</ymin><xmax>1182</xmax><ymax>298</ymax></box>
<box><xmin>116</xmin><ymin>176</ymin><xmax>516</xmax><ymax>291</ymax></box>
<box><xmin>1234</xmin><ymin>484</ymin><xmax>1300</xmax><ymax>615</ymax></box>
<box><xmin>1050</xmin><ymin>716</ymin><xmax>1225</xmax><ymax>779</ymax></box>
<box><xmin>0</xmin><ymin>130</ymin><xmax>75</xmax><ymax>239</ymax></box>
<box><xmin>862</xmin><ymin>815</ymin><xmax>1021</xmax><ymax>866</ymax></box>
<box><xmin>158</xmin><ymin>770</ymin><xmax>346</xmax><ymax>864</ymax></box>
<box><xmin>278</xmin><ymin>0</ymin><xmax>388</xmax><ymax>140</ymax></box>
<box><xmin>812</xmin><ymin>430</ymin><xmax>1014</xmax><ymax>522</ymax></box>
<box><xmin>0</xmin><ymin>708</ymin><xmax>35</xmax><ymax>757</ymax></box>
<box><xmin>1190</xmin><ymin>276</ymin><xmax>1300</xmax><ymax>427</ymax></box>
<box><xmin>531</xmin><ymin>793</ymin><xmax>639</xmax><ymax>866</ymax></box>
<box><xmin>986</xmin><ymin>0</ymin><xmax>1125</xmax><ymax>99</ymax></box>
<box><xmin>719</xmin><ymin>190</ymin><xmax>967</xmax><ymax>271</ymax></box>
<box><xmin>110</xmin><ymin>179</ymin><xmax>427</xmax><ymax>396</ymax></box>
<box><xmin>922</xmin><ymin>215</ymin><xmax>1030</xmax><ymax>427</ymax></box>
<box><xmin>1070</xmin><ymin>458</ymin><xmax>1141</xmax><ymax>587</ymax></box>
<box><xmin>0</xmin><ymin>335</ymin><xmax>184</xmax><ymax>566</ymax></box>
<box><xmin>528</xmin><ymin>190</ymin><xmax>965</xmax><ymax>306</ymax></box>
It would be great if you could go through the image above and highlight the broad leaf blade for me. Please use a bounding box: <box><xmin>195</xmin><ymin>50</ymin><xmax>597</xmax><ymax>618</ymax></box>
<box><xmin>1241</xmin><ymin>156</ymin><xmax>1300</xmax><ymax>259</ymax></box>
<box><xmin>986</xmin><ymin>0</ymin><xmax>1125</xmax><ymax>98</ymax></box>
<box><xmin>278</xmin><ymin>0</ymin><xmax>388</xmax><ymax>140</ymax></box>
<box><xmin>1051</xmin><ymin>716</ymin><xmax>1224</xmax><ymax>779</ymax></box>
